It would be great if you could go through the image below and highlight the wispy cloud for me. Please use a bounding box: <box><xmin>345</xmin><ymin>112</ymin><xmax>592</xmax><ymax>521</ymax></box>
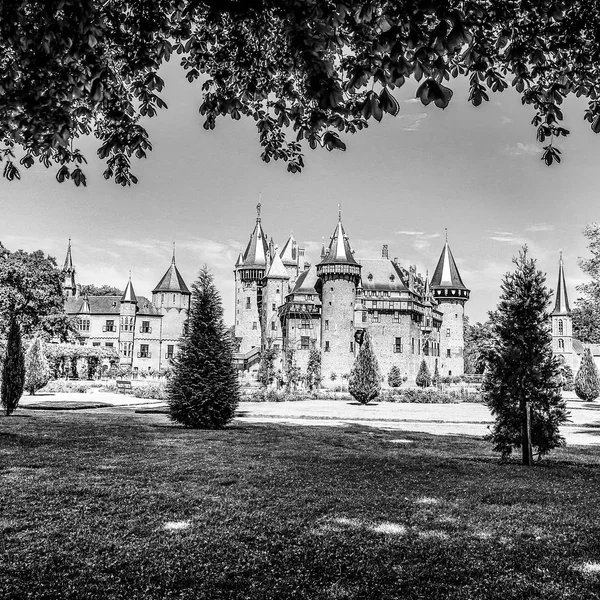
<box><xmin>501</xmin><ymin>116</ymin><xmax>513</xmax><ymax>125</ymax></box>
<box><xmin>396</xmin><ymin>230</ymin><xmax>440</xmax><ymax>252</ymax></box>
<box><xmin>399</xmin><ymin>113</ymin><xmax>427</xmax><ymax>131</ymax></box>
<box><xmin>503</xmin><ymin>142</ymin><xmax>542</xmax><ymax>156</ymax></box>
<box><xmin>525</xmin><ymin>223</ymin><xmax>555</xmax><ymax>233</ymax></box>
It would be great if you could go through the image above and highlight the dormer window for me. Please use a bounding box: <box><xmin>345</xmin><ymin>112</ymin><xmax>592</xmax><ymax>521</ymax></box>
<box><xmin>389</xmin><ymin>274</ymin><xmax>395</xmax><ymax>282</ymax></box>
<box><xmin>368</xmin><ymin>273</ymin><xmax>373</xmax><ymax>281</ymax></box>
<box><xmin>112</xmin><ymin>301</ymin><xmax>117</xmax><ymax>308</ymax></box>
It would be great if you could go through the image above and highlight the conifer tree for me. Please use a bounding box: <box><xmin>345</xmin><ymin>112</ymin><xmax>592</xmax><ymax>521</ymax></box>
<box><xmin>574</xmin><ymin>347</ymin><xmax>600</xmax><ymax>401</ymax></box>
<box><xmin>306</xmin><ymin>348</ymin><xmax>322</xmax><ymax>391</ymax></box>
<box><xmin>1</xmin><ymin>314</ymin><xmax>25</xmax><ymax>416</ymax></box>
<box><xmin>387</xmin><ymin>365</ymin><xmax>403</xmax><ymax>388</ymax></box>
<box><xmin>483</xmin><ymin>248</ymin><xmax>569</xmax><ymax>463</ymax></box>
<box><xmin>432</xmin><ymin>359</ymin><xmax>440</xmax><ymax>386</ymax></box>
<box><xmin>349</xmin><ymin>330</ymin><xmax>381</xmax><ymax>405</ymax></box>
<box><xmin>416</xmin><ymin>359</ymin><xmax>432</xmax><ymax>388</ymax></box>
<box><xmin>168</xmin><ymin>266</ymin><xmax>239</xmax><ymax>429</ymax></box>
<box><xmin>24</xmin><ymin>337</ymin><xmax>50</xmax><ymax>395</ymax></box>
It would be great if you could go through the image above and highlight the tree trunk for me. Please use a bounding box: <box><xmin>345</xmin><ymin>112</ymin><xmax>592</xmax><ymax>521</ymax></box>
<box><xmin>521</xmin><ymin>400</ymin><xmax>533</xmax><ymax>466</ymax></box>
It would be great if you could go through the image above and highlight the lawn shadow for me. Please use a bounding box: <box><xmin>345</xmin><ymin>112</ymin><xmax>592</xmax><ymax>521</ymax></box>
<box><xmin>346</xmin><ymin>402</ymin><xmax>380</xmax><ymax>406</ymax></box>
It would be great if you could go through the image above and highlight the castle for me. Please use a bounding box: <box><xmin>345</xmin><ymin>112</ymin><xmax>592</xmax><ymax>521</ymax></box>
<box><xmin>233</xmin><ymin>205</ymin><xmax>470</xmax><ymax>383</ymax></box>
<box><xmin>62</xmin><ymin>241</ymin><xmax>190</xmax><ymax>373</ymax></box>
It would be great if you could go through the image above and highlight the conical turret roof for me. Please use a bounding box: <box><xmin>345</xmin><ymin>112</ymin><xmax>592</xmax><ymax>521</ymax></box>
<box><xmin>280</xmin><ymin>234</ymin><xmax>297</xmax><ymax>265</ymax></box>
<box><xmin>63</xmin><ymin>239</ymin><xmax>74</xmax><ymax>271</ymax></box>
<box><xmin>235</xmin><ymin>252</ymin><xmax>244</xmax><ymax>267</ymax></box>
<box><xmin>552</xmin><ymin>252</ymin><xmax>571</xmax><ymax>316</ymax></box>
<box><xmin>430</xmin><ymin>241</ymin><xmax>468</xmax><ymax>290</ymax></box>
<box><xmin>242</xmin><ymin>203</ymin><xmax>269</xmax><ymax>267</ymax></box>
<box><xmin>266</xmin><ymin>250</ymin><xmax>290</xmax><ymax>279</ymax></box>
<box><xmin>152</xmin><ymin>253</ymin><xmax>190</xmax><ymax>295</ymax></box>
<box><xmin>319</xmin><ymin>216</ymin><xmax>358</xmax><ymax>266</ymax></box>
<box><xmin>121</xmin><ymin>277</ymin><xmax>137</xmax><ymax>303</ymax></box>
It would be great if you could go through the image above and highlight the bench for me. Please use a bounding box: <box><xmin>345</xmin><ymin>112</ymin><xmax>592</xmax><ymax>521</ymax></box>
<box><xmin>116</xmin><ymin>380</ymin><xmax>133</xmax><ymax>394</ymax></box>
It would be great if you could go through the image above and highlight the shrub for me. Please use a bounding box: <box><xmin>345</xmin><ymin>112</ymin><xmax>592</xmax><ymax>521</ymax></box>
<box><xmin>380</xmin><ymin>389</ymin><xmax>459</xmax><ymax>404</ymax></box>
<box><xmin>133</xmin><ymin>383</ymin><xmax>168</xmax><ymax>400</ymax></box>
<box><xmin>415</xmin><ymin>359</ymin><xmax>431</xmax><ymax>388</ymax></box>
<box><xmin>349</xmin><ymin>330</ymin><xmax>381</xmax><ymax>405</ymax></box>
<box><xmin>574</xmin><ymin>348</ymin><xmax>600</xmax><ymax>401</ymax></box>
<box><xmin>24</xmin><ymin>337</ymin><xmax>50</xmax><ymax>395</ymax></box>
<box><xmin>387</xmin><ymin>365</ymin><xmax>403</xmax><ymax>388</ymax></box>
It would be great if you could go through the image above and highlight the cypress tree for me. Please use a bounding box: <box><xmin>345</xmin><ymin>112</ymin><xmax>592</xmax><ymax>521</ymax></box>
<box><xmin>432</xmin><ymin>358</ymin><xmax>440</xmax><ymax>386</ymax></box>
<box><xmin>483</xmin><ymin>248</ymin><xmax>569</xmax><ymax>463</ymax></box>
<box><xmin>387</xmin><ymin>365</ymin><xmax>402</xmax><ymax>387</ymax></box>
<box><xmin>349</xmin><ymin>330</ymin><xmax>381</xmax><ymax>404</ymax></box>
<box><xmin>574</xmin><ymin>347</ymin><xmax>600</xmax><ymax>401</ymax></box>
<box><xmin>24</xmin><ymin>336</ymin><xmax>50</xmax><ymax>395</ymax></box>
<box><xmin>168</xmin><ymin>266</ymin><xmax>239</xmax><ymax>429</ymax></box>
<box><xmin>306</xmin><ymin>348</ymin><xmax>322</xmax><ymax>391</ymax></box>
<box><xmin>1</xmin><ymin>314</ymin><xmax>25</xmax><ymax>416</ymax></box>
<box><xmin>416</xmin><ymin>359</ymin><xmax>431</xmax><ymax>388</ymax></box>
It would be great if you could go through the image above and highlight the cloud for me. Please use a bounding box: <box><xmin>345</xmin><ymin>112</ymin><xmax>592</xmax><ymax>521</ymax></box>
<box><xmin>399</xmin><ymin>113</ymin><xmax>427</xmax><ymax>131</ymax></box>
<box><xmin>503</xmin><ymin>142</ymin><xmax>542</xmax><ymax>156</ymax></box>
<box><xmin>396</xmin><ymin>230</ymin><xmax>424</xmax><ymax>236</ymax></box>
<box><xmin>501</xmin><ymin>116</ymin><xmax>513</xmax><ymax>125</ymax></box>
<box><xmin>525</xmin><ymin>223</ymin><xmax>555</xmax><ymax>233</ymax></box>
<box><xmin>396</xmin><ymin>230</ymin><xmax>440</xmax><ymax>252</ymax></box>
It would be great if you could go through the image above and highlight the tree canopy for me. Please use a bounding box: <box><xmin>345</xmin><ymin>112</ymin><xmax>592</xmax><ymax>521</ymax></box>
<box><xmin>1</xmin><ymin>0</ymin><xmax>599</xmax><ymax>185</ymax></box>
<box><xmin>573</xmin><ymin>223</ymin><xmax>600</xmax><ymax>343</ymax></box>
<box><xmin>80</xmin><ymin>284</ymin><xmax>124</xmax><ymax>297</ymax></box>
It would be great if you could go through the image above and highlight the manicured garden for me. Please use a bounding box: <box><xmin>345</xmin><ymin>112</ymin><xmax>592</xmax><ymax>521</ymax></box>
<box><xmin>2</xmin><ymin>410</ymin><xmax>600</xmax><ymax>599</ymax></box>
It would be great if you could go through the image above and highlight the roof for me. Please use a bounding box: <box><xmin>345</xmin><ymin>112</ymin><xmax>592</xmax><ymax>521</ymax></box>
<box><xmin>65</xmin><ymin>295</ymin><xmax>162</xmax><ymax>316</ymax></box>
<box><xmin>358</xmin><ymin>258</ymin><xmax>409</xmax><ymax>292</ymax></box>
<box><xmin>265</xmin><ymin>251</ymin><xmax>289</xmax><ymax>279</ymax></box>
<box><xmin>242</xmin><ymin>208</ymin><xmax>269</xmax><ymax>267</ymax></box>
<box><xmin>552</xmin><ymin>254</ymin><xmax>571</xmax><ymax>316</ymax></box>
<box><xmin>152</xmin><ymin>259</ymin><xmax>191</xmax><ymax>294</ymax></box>
<box><xmin>121</xmin><ymin>278</ymin><xmax>137</xmax><ymax>303</ymax></box>
<box><xmin>430</xmin><ymin>242</ymin><xmax>468</xmax><ymax>290</ymax></box>
<box><xmin>64</xmin><ymin>239</ymin><xmax>74</xmax><ymax>271</ymax></box>
<box><xmin>289</xmin><ymin>266</ymin><xmax>320</xmax><ymax>302</ymax></box>
<box><xmin>235</xmin><ymin>252</ymin><xmax>244</xmax><ymax>267</ymax></box>
<box><xmin>280</xmin><ymin>234</ymin><xmax>297</xmax><ymax>265</ymax></box>
<box><xmin>319</xmin><ymin>219</ymin><xmax>358</xmax><ymax>266</ymax></box>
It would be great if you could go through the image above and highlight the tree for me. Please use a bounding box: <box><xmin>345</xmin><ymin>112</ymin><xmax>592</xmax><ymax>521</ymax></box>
<box><xmin>79</xmin><ymin>284</ymin><xmax>124</xmax><ymax>297</ymax></box>
<box><xmin>432</xmin><ymin>359</ymin><xmax>440</xmax><ymax>386</ymax></box>
<box><xmin>2</xmin><ymin>1</ymin><xmax>599</xmax><ymax>185</ymax></box>
<box><xmin>573</xmin><ymin>224</ymin><xmax>600</xmax><ymax>343</ymax></box>
<box><xmin>349</xmin><ymin>330</ymin><xmax>381</xmax><ymax>405</ymax></box>
<box><xmin>257</xmin><ymin>344</ymin><xmax>278</xmax><ymax>388</ymax></box>
<box><xmin>168</xmin><ymin>266</ymin><xmax>239</xmax><ymax>429</ymax></box>
<box><xmin>24</xmin><ymin>337</ymin><xmax>50</xmax><ymax>395</ymax></box>
<box><xmin>0</xmin><ymin>243</ymin><xmax>68</xmax><ymax>338</ymax></box>
<box><xmin>305</xmin><ymin>347</ymin><xmax>322</xmax><ymax>391</ymax></box>
<box><xmin>284</xmin><ymin>348</ymin><xmax>301</xmax><ymax>391</ymax></box>
<box><xmin>483</xmin><ymin>248</ymin><xmax>569</xmax><ymax>464</ymax></box>
<box><xmin>387</xmin><ymin>365</ymin><xmax>403</xmax><ymax>388</ymax></box>
<box><xmin>415</xmin><ymin>359</ymin><xmax>431</xmax><ymax>388</ymax></box>
<box><xmin>574</xmin><ymin>347</ymin><xmax>600</xmax><ymax>401</ymax></box>
<box><xmin>463</xmin><ymin>316</ymin><xmax>495</xmax><ymax>374</ymax></box>
<box><xmin>1</xmin><ymin>314</ymin><xmax>25</xmax><ymax>416</ymax></box>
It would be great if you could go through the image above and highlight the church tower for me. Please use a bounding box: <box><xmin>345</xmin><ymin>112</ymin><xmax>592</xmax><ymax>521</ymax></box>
<box><xmin>430</xmin><ymin>234</ymin><xmax>470</xmax><ymax>377</ymax></box>
<box><xmin>234</xmin><ymin>204</ymin><xmax>270</xmax><ymax>353</ymax></box>
<box><xmin>119</xmin><ymin>276</ymin><xmax>138</xmax><ymax>367</ymax></box>
<box><xmin>63</xmin><ymin>239</ymin><xmax>77</xmax><ymax>297</ymax></box>
<box><xmin>551</xmin><ymin>251</ymin><xmax>574</xmax><ymax>368</ymax></box>
<box><xmin>317</xmin><ymin>211</ymin><xmax>362</xmax><ymax>380</ymax></box>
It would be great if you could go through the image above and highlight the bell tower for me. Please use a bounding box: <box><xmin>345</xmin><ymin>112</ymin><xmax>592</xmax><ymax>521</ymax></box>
<box><xmin>62</xmin><ymin>238</ymin><xmax>77</xmax><ymax>297</ymax></box>
<box><xmin>551</xmin><ymin>251</ymin><xmax>574</xmax><ymax>369</ymax></box>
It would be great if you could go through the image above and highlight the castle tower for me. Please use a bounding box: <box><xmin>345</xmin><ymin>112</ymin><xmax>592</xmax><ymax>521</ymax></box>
<box><xmin>62</xmin><ymin>239</ymin><xmax>77</xmax><ymax>297</ymax></box>
<box><xmin>152</xmin><ymin>245</ymin><xmax>191</xmax><ymax>312</ymax></box>
<box><xmin>119</xmin><ymin>275</ymin><xmax>138</xmax><ymax>367</ymax></box>
<box><xmin>280</xmin><ymin>233</ymin><xmax>302</xmax><ymax>285</ymax></box>
<box><xmin>234</xmin><ymin>204</ymin><xmax>269</xmax><ymax>353</ymax></box>
<box><xmin>430</xmin><ymin>235</ymin><xmax>470</xmax><ymax>377</ymax></box>
<box><xmin>551</xmin><ymin>251</ymin><xmax>574</xmax><ymax>368</ymax></box>
<box><xmin>261</xmin><ymin>249</ymin><xmax>289</xmax><ymax>351</ymax></box>
<box><xmin>317</xmin><ymin>211</ymin><xmax>362</xmax><ymax>380</ymax></box>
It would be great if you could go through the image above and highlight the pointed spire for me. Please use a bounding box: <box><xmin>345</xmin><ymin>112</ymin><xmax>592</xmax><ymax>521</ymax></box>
<box><xmin>121</xmin><ymin>275</ymin><xmax>137</xmax><ymax>303</ymax></box>
<box><xmin>153</xmin><ymin>251</ymin><xmax>191</xmax><ymax>295</ymax></box>
<box><xmin>172</xmin><ymin>242</ymin><xmax>176</xmax><ymax>264</ymax></box>
<box><xmin>280</xmin><ymin>233</ymin><xmax>298</xmax><ymax>265</ymax></box>
<box><xmin>552</xmin><ymin>250</ymin><xmax>571</xmax><ymax>315</ymax></box>
<box><xmin>64</xmin><ymin>238</ymin><xmax>74</xmax><ymax>271</ymax></box>
<box><xmin>430</xmin><ymin>238</ymin><xmax>469</xmax><ymax>298</ymax></box>
<box><xmin>235</xmin><ymin>252</ymin><xmax>244</xmax><ymax>268</ymax></box>
<box><xmin>242</xmin><ymin>205</ymin><xmax>269</xmax><ymax>267</ymax></box>
<box><xmin>266</xmin><ymin>248</ymin><xmax>290</xmax><ymax>279</ymax></box>
<box><xmin>319</xmin><ymin>214</ymin><xmax>358</xmax><ymax>266</ymax></box>
<box><xmin>257</xmin><ymin>201</ymin><xmax>262</xmax><ymax>222</ymax></box>
<box><xmin>320</xmin><ymin>237</ymin><xmax>326</xmax><ymax>259</ymax></box>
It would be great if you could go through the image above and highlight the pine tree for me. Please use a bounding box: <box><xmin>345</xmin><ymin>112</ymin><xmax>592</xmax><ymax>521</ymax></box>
<box><xmin>387</xmin><ymin>365</ymin><xmax>403</xmax><ymax>388</ymax></box>
<box><xmin>306</xmin><ymin>347</ymin><xmax>322</xmax><ymax>391</ymax></box>
<box><xmin>483</xmin><ymin>248</ymin><xmax>569</xmax><ymax>463</ymax></box>
<box><xmin>432</xmin><ymin>359</ymin><xmax>440</xmax><ymax>386</ymax></box>
<box><xmin>349</xmin><ymin>330</ymin><xmax>381</xmax><ymax>405</ymax></box>
<box><xmin>574</xmin><ymin>347</ymin><xmax>600</xmax><ymax>401</ymax></box>
<box><xmin>24</xmin><ymin>336</ymin><xmax>50</xmax><ymax>395</ymax></box>
<box><xmin>1</xmin><ymin>314</ymin><xmax>25</xmax><ymax>416</ymax></box>
<box><xmin>168</xmin><ymin>266</ymin><xmax>239</xmax><ymax>429</ymax></box>
<box><xmin>416</xmin><ymin>359</ymin><xmax>431</xmax><ymax>388</ymax></box>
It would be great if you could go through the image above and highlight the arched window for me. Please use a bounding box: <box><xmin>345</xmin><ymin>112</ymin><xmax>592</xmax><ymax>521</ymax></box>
<box><xmin>558</xmin><ymin>338</ymin><xmax>565</xmax><ymax>350</ymax></box>
<box><xmin>558</xmin><ymin>319</ymin><xmax>564</xmax><ymax>335</ymax></box>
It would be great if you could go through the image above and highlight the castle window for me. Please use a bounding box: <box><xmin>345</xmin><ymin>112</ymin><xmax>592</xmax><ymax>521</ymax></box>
<box><xmin>558</xmin><ymin>319</ymin><xmax>564</xmax><ymax>335</ymax></box>
<box><xmin>103</xmin><ymin>320</ymin><xmax>115</xmax><ymax>333</ymax></box>
<box><xmin>246</xmin><ymin>297</ymin><xmax>251</xmax><ymax>309</ymax></box>
<box><xmin>394</xmin><ymin>337</ymin><xmax>403</xmax><ymax>353</ymax></box>
<box><xmin>301</xmin><ymin>336</ymin><xmax>310</xmax><ymax>350</ymax></box>
<box><xmin>138</xmin><ymin>344</ymin><xmax>150</xmax><ymax>358</ymax></box>
<box><xmin>362</xmin><ymin>312</ymin><xmax>367</xmax><ymax>323</ymax></box>
<box><xmin>372</xmin><ymin>311</ymin><xmax>380</xmax><ymax>323</ymax></box>
<box><xmin>411</xmin><ymin>338</ymin><xmax>415</xmax><ymax>354</ymax></box>
<box><xmin>558</xmin><ymin>338</ymin><xmax>565</xmax><ymax>350</ymax></box>
<box><xmin>325</xmin><ymin>341</ymin><xmax>330</xmax><ymax>352</ymax></box>
<box><xmin>78</xmin><ymin>319</ymin><xmax>90</xmax><ymax>331</ymax></box>
<box><xmin>252</xmin><ymin>322</ymin><xmax>257</xmax><ymax>330</ymax></box>
<box><xmin>423</xmin><ymin>341</ymin><xmax>429</xmax><ymax>356</ymax></box>
<box><xmin>173</xmin><ymin>294</ymin><xmax>176</xmax><ymax>303</ymax></box>
<box><xmin>271</xmin><ymin>321</ymin><xmax>276</xmax><ymax>331</ymax></box>
<box><xmin>393</xmin><ymin>311</ymin><xmax>399</xmax><ymax>323</ymax></box>
<box><xmin>161</xmin><ymin>294</ymin><xmax>164</xmax><ymax>303</ymax></box>
<box><xmin>350</xmin><ymin>342</ymin><xmax>354</xmax><ymax>352</ymax></box>
<box><xmin>325</xmin><ymin>320</ymin><xmax>329</xmax><ymax>331</ymax></box>
<box><xmin>446</xmin><ymin>328</ymin><xmax>451</xmax><ymax>337</ymax></box>
<box><xmin>272</xmin><ymin>303</ymin><xmax>276</xmax><ymax>311</ymax></box>
<box><xmin>166</xmin><ymin>345</ymin><xmax>174</xmax><ymax>359</ymax></box>
<box><xmin>418</xmin><ymin>340</ymin><xmax>421</xmax><ymax>354</ymax></box>
<box><xmin>447</xmin><ymin>349</ymin><xmax>451</xmax><ymax>358</ymax></box>
<box><xmin>105</xmin><ymin>342</ymin><xmax>113</xmax><ymax>348</ymax></box>
<box><xmin>140</xmin><ymin>320</ymin><xmax>151</xmax><ymax>334</ymax></box>
<box><xmin>92</xmin><ymin>342</ymin><xmax>100</xmax><ymax>347</ymax></box>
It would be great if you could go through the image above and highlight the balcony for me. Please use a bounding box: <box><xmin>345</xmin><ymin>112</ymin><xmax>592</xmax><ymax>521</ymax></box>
<box><xmin>140</xmin><ymin>327</ymin><xmax>152</xmax><ymax>334</ymax></box>
<box><xmin>137</xmin><ymin>352</ymin><xmax>151</xmax><ymax>358</ymax></box>
<box><xmin>102</xmin><ymin>326</ymin><xmax>116</xmax><ymax>333</ymax></box>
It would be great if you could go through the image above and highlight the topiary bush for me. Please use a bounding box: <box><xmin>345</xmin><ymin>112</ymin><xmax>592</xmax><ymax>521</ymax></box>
<box><xmin>574</xmin><ymin>347</ymin><xmax>600</xmax><ymax>401</ymax></box>
<box><xmin>415</xmin><ymin>359</ymin><xmax>431</xmax><ymax>388</ymax></box>
<box><xmin>387</xmin><ymin>365</ymin><xmax>403</xmax><ymax>388</ymax></box>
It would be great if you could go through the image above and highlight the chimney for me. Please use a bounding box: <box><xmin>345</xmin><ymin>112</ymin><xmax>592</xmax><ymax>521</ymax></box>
<box><xmin>298</xmin><ymin>247</ymin><xmax>305</xmax><ymax>268</ymax></box>
<box><xmin>382</xmin><ymin>244</ymin><xmax>389</xmax><ymax>259</ymax></box>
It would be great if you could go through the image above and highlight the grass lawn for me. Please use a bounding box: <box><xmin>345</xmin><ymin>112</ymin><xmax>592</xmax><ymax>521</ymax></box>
<box><xmin>1</xmin><ymin>410</ymin><xmax>600</xmax><ymax>599</ymax></box>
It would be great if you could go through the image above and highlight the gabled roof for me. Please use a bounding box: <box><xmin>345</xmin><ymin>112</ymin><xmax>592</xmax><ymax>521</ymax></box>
<box><xmin>430</xmin><ymin>241</ymin><xmax>468</xmax><ymax>290</ymax></box>
<box><xmin>65</xmin><ymin>295</ymin><xmax>162</xmax><ymax>316</ymax></box>
<box><xmin>290</xmin><ymin>265</ymin><xmax>320</xmax><ymax>297</ymax></box>
<box><xmin>121</xmin><ymin>278</ymin><xmax>137</xmax><ymax>303</ymax></box>
<box><xmin>152</xmin><ymin>258</ymin><xmax>191</xmax><ymax>295</ymax></box>
<box><xmin>319</xmin><ymin>218</ymin><xmax>358</xmax><ymax>266</ymax></box>
<box><xmin>242</xmin><ymin>205</ymin><xmax>269</xmax><ymax>267</ymax></box>
<box><xmin>266</xmin><ymin>251</ymin><xmax>289</xmax><ymax>279</ymax></box>
<box><xmin>280</xmin><ymin>234</ymin><xmax>297</xmax><ymax>265</ymax></box>
<box><xmin>552</xmin><ymin>253</ymin><xmax>571</xmax><ymax>316</ymax></box>
<box><xmin>358</xmin><ymin>258</ymin><xmax>410</xmax><ymax>292</ymax></box>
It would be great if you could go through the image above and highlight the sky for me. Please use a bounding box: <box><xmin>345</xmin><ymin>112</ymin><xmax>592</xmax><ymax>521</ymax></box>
<box><xmin>2</xmin><ymin>59</ymin><xmax>600</xmax><ymax>326</ymax></box>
